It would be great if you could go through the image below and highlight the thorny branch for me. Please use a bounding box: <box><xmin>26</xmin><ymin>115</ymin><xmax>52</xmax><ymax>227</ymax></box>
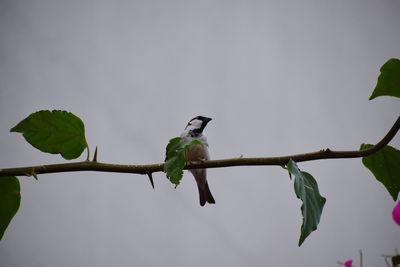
<box><xmin>0</xmin><ymin>116</ymin><xmax>399</xmax><ymax>179</ymax></box>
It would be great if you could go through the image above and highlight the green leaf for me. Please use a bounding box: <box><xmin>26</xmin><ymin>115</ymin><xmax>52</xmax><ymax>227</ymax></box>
<box><xmin>163</xmin><ymin>137</ymin><xmax>203</xmax><ymax>186</ymax></box>
<box><xmin>369</xmin><ymin>58</ymin><xmax>400</xmax><ymax>100</ymax></box>
<box><xmin>0</xmin><ymin>176</ymin><xmax>21</xmax><ymax>240</ymax></box>
<box><xmin>392</xmin><ymin>255</ymin><xmax>400</xmax><ymax>266</ymax></box>
<box><xmin>360</xmin><ymin>144</ymin><xmax>400</xmax><ymax>201</ymax></box>
<box><xmin>164</xmin><ymin>137</ymin><xmax>187</xmax><ymax>186</ymax></box>
<box><xmin>287</xmin><ymin>159</ymin><xmax>326</xmax><ymax>246</ymax></box>
<box><xmin>11</xmin><ymin>110</ymin><xmax>88</xmax><ymax>160</ymax></box>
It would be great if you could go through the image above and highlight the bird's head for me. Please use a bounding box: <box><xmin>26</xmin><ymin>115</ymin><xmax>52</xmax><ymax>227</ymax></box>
<box><xmin>184</xmin><ymin>116</ymin><xmax>212</xmax><ymax>136</ymax></box>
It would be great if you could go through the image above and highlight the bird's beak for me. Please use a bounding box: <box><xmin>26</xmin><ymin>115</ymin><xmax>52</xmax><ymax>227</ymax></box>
<box><xmin>203</xmin><ymin>117</ymin><xmax>212</xmax><ymax>125</ymax></box>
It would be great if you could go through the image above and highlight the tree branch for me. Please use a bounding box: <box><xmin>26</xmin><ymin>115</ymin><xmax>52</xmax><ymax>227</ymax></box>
<box><xmin>1</xmin><ymin>116</ymin><xmax>399</xmax><ymax>178</ymax></box>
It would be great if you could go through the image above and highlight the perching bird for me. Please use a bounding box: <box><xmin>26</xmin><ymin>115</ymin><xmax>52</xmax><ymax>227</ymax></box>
<box><xmin>180</xmin><ymin>116</ymin><xmax>215</xmax><ymax>206</ymax></box>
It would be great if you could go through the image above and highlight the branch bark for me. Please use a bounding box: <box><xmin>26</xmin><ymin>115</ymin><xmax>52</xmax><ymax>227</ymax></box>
<box><xmin>1</xmin><ymin>116</ymin><xmax>399</xmax><ymax>178</ymax></box>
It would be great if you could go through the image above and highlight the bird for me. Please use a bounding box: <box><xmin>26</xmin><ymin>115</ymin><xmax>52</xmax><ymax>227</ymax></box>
<box><xmin>180</xmin><ymin>116</ymin><xmax>215</xmax><ymax>206</ymax></box>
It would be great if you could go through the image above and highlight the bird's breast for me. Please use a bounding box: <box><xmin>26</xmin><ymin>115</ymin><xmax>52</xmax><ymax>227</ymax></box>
<box><xmin>185</xmin><ymin>143</ymin><xmax>209</xmax><ymax>162</ymax></box>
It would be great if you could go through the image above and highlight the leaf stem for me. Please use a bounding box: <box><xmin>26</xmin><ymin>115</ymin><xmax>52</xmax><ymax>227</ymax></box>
<box><xmin>85</xmin><ymin>143</ymin><xmax>90</xmax><ymax>161</ymax></box>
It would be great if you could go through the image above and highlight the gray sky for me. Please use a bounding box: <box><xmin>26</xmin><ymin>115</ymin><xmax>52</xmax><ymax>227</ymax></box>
<box><xmin>0</xmin><ymin>1</ymin><xmax>399</xmax><ymax>266</ymax></box>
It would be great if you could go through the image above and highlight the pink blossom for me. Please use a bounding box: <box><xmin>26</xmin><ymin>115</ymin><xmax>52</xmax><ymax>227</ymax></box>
<box><xmin>344</xmin><ymin>259</ymin><xmax>352</xmax><ymax>267</ymax></box>
<box><xmin>393</xmin><ymin>201</ymin><xmax>400</xmax><ymax>226</ymax></box>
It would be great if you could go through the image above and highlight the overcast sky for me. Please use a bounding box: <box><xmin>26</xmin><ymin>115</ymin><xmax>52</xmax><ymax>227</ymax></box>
<box><xmin>0</xmin><ymin>1</ymin><xmax>399</xmax><ymax>266</ymax></box>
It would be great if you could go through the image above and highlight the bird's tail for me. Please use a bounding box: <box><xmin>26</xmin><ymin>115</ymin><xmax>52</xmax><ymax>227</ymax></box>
<box><xmin>198</xmin><ymin>181</ymin><xmax>216</xmax><ymax>206</ymax></box>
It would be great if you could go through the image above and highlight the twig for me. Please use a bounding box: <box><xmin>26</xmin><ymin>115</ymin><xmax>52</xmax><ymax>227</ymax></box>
<box><xmin>0</xmin><ymin>116</ymin><xmax>399</xmax><ymax>178</ymax></box>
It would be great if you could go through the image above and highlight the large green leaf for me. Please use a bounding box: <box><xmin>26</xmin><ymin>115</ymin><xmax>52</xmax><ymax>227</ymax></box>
<box><xmin>164</xmin><ymin>137</ymin><xmax>203</xmax><ymax>186</ymax></box>
<box><xmin>287</xmin><ymin>159</ymin><xmax>326</xmax><ymax>246</ymax></box>
<box><xmin>369</xmin><ymin>58</ymin><xmax>400</xmax><ymax>100</ymax></box>
<box><xmin>361</xmin><ymin>144</ymin><xmax>400</xmax><ymax>201</ymax></box>
<box><xmin>164</xmin><ymin>137</ymin><xmax>187</xmax><ymax>186</ymax></box>
<box><xmin>11</xmin><ymin>110</ymin><xmax>88</xmax><ymax>160</ymax></box>
<box><xmin>0</xmin><ymin>176</ymin><xmax>21</xmax><ymax>240</ymax></box>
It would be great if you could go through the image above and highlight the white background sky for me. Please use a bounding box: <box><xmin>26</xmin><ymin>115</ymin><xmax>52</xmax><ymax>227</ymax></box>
<box><xmin>0</xmin><ymin>1</ymin><xmax>399</xmax><ymax>266</ymax></box>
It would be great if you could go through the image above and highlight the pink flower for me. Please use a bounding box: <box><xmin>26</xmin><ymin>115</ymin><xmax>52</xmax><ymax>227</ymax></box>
<box><xmin>393</xmin><ymin>201</ymin><xmax>400</xmax><ymax>226</ymax></box>
<box><xmin>344</xmin><ymin>259</ymin><xmax>352</xmax><ymax>267</ymax></box>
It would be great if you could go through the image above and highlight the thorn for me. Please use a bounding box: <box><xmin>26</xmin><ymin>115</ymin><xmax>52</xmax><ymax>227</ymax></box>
<box><xmin>93</xmin><ymin>146</ymin><xmax>98</xmax><ymax>162</ymax></box>
<box><xmin>147</xmin><ymin>173</ymin><xmax>154</xmax><ymax>189</ymax></box>
<box><xmin>26</xmin><ymin>168</ymin><xmax>38</xmax><ymax>180</ymax></box>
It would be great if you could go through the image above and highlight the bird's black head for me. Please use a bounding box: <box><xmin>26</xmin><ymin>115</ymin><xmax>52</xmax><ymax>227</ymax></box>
<box><xmin>185</xmin><ymin>116</ymin><xmax>212</xmax><ymax>136</ymax></box>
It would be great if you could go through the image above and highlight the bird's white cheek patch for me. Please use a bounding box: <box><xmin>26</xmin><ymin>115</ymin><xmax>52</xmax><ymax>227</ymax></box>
<box><xmin>189</xmin><ymin>119</ymin><xmax>203</xmax><ymax>128</ymax></box>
